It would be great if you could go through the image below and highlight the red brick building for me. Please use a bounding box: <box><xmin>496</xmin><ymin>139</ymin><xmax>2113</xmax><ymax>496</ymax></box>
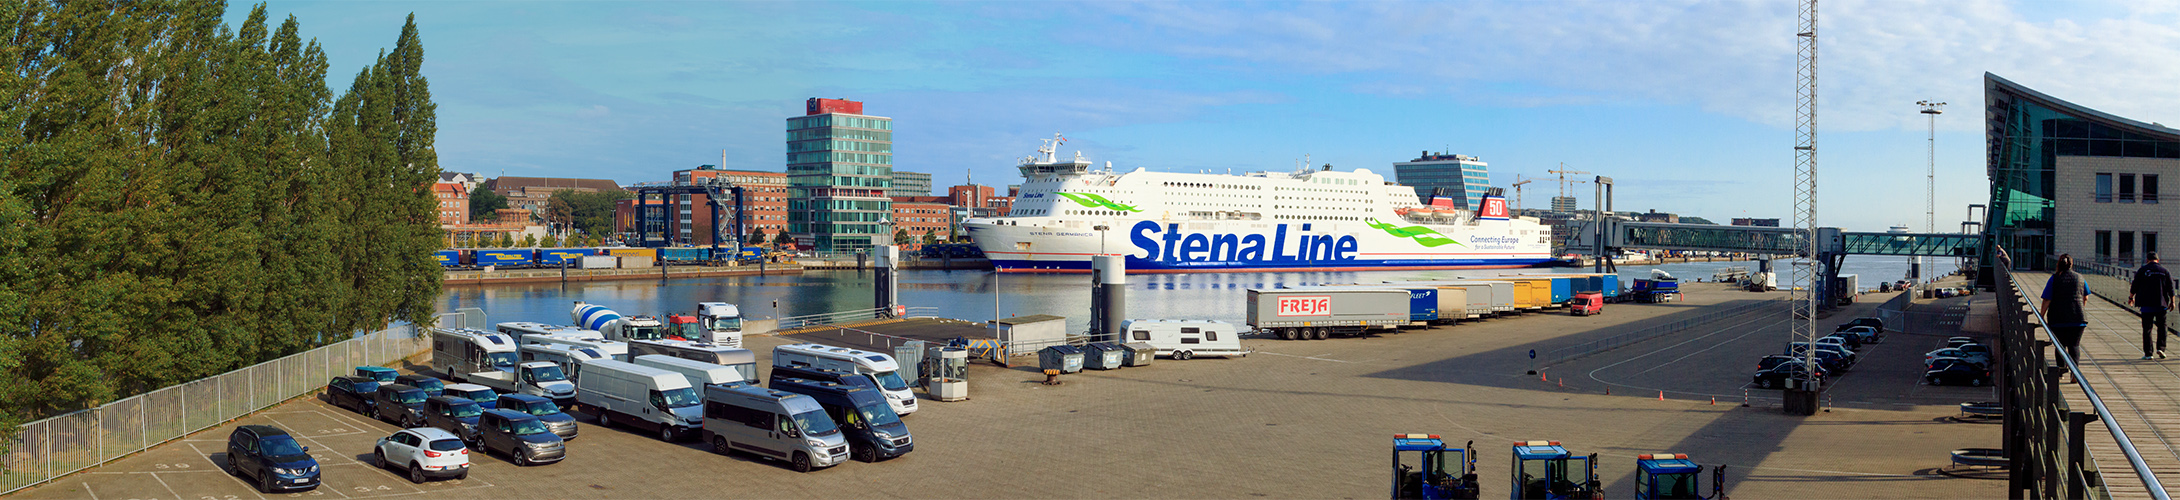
<box><xmin>432</xmin><ymin>182</ymin><xmax>469</xmax><ymax>225</ymax></box>
<box><xmin>889</xmin><ymin>198</ymin><xmax>953</xmax><ymax>250</ymax></box>
<box><xmin>483</xmin><ymin>176</ymin><xmax>624</xmax><ymax>222</ymax></box>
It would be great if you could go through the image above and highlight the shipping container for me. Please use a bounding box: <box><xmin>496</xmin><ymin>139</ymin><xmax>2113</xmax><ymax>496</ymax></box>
<box><xmin>538</xmin><ymin>248</ymin><xmax>596</xmax><ymax>266</ymax></box>
<box><xmin>476</xmin><ymin>249</ymin><xmax>536</xmax><ymax>268</ymax></box>
<box><xmin>579</xmin><ymin>256</ymin><xmax>617</xmax><ymax>269</ymax></box>
<box><xmin>659</xmin><ymin>247</ymin><xmax>712</xmax><ymax>263</ymax></box>
<box><xmin>434</xmin><ymin>249</ymin><xmax>464</xmax><ymax>268</ymax></box>
<box><xmin>603</xmin><ymin>247</ymin><xmax>657</xmax><ymax>258</ymax></box>
<box><xmin>1383</xmin><ymin>281</ymin><xmax>1495</xmax><ymax>318</ymax></box>
<box><xmin>618</xmin><ymin>256</ymin><xmax>655</xmax><ymax>268</ymax></box>
<box><xmin>1246</xmin><ymin>287</ymin><xmax>1411</xmax><ymax>340</ymax></box>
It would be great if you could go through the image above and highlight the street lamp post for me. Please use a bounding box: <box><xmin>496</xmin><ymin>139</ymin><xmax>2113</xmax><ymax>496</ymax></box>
<box><xmin>1094</xmin><ymin>225</ymin><xmax>1110</xmax><ymax>256</ymax></box>
<box><xmin>1918</xmin><ymin>100</ymin><xmax>1945</xmax><ymax>288</ymax></box>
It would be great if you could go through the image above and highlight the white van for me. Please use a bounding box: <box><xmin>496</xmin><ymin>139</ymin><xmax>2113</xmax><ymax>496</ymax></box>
<box><xmin>634</xmin><ymin>354</ymin><xmax>748</xmax><ymax>388</ymax></box>
<box><xmin>700</xmin><ymin>384</ymin><xmax>847</xmax><ymax>472</ymax></box>
<box><xmin>573</xmin><ymin>359</ymin><xmax>701</xmax><ymax>442</ymax></box>
<box><xmin>1119</xmin><ymin>319</ymin><xmax>1249</xmax><ymax>360</ymax></box>
<box><xmin>772</xmin><ymin>344</ymin><xmax>917</xmax><ymax>416</ymax></box>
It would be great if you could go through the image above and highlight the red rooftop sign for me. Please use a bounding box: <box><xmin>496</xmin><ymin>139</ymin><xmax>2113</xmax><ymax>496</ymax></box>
<box><xmin>806</xmin><ymin>98</ymin><xmax>863</xmax><ymax>115</ymax></box>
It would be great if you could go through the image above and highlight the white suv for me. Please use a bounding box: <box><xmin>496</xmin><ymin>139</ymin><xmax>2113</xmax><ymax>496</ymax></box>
<box><xmin>372</xmin><ymin>428</ymin><xmax>470</xmax><ymax>483</ymax></box>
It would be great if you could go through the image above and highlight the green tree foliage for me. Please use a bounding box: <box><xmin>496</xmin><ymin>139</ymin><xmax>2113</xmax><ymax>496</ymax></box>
<box><xmin>0</xmin><ymin>2</ymin><xmax>444</xmax><ymax>435</ymax></box>
<box><xmin>894</xmin><ymin>228</ymin><xmax>909</xmax><ymax>246</ymax></box>
<box><xmin>921</xmin><ymin>232</ymin><xmax>938</xmax><ymax>245</ymax></box>
<box><xmin>546</xmin><ymin>189</ymin><xmax>629</xmax><ymax>239</ymax></box>
<box><xmin>772</xmin><ymin>231</ymin><xmax>795</xmax><ymax>248</ymax></box>
<box><xmin>468</xmin><ymin>183</ymin><xmax>506</xmax><ymax>222</ymax></box>
<box><xmin>520</xmin><ymin>234</ymin><xmax>538</xmax><ymax>247</ymax></box>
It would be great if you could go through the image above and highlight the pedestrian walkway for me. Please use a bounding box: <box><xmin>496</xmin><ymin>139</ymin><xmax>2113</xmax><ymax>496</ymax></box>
<box><xmin>2021</xmin><ymin>271</ymin><xmax>2180</xmax><ymax>499</ymax></box>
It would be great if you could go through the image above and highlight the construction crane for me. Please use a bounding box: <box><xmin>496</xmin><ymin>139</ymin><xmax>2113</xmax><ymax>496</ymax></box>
<box><xmin>1510</xmin><ymin>176</ymin><xmax>1534</xmax><ymax>210</ymax></box>
<box><xmin>1547</xmin><ymin>163</ymin><xmax>1591</xmax><ymax>200</ymax></box>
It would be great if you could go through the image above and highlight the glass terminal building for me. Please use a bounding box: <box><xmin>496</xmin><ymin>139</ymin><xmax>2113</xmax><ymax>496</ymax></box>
<box><xmin>1393</xmin><ymin>152</ymin><xmax>1490</xmax><ymax>209</ymax></box>
<box><xmin>1984</xmin><ymin>73</ymin><xmax>2180</xmax><ymax>282</ymax></box>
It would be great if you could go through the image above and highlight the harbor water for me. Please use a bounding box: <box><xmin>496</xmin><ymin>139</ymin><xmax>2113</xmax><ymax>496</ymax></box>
<box><xmin>438</xmin><ymin>255</ymin><xmax>1961</xmax><ymax>335</ymax></box>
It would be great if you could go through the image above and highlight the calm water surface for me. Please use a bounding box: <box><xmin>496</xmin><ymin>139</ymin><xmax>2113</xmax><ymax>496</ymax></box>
<box><xmin>437</xmin><ymin>256</ymin><xmax>1961</xmax><ymax>335</ymax></box>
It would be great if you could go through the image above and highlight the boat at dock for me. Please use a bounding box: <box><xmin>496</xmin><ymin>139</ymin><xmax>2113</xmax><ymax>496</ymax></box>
<box><xmin>962</xmin><ymin>135</ymin><xmax>1553</xmax><ymax>273</ymax></box>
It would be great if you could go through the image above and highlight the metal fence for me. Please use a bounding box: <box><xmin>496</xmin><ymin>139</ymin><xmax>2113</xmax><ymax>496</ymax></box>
<box><xmin>1996</xmin><ymin>248</ymin><xmax>2166</xmax><ymax>500</ymax></box>
<box><xmin>2</xmin><ymin>323</ymin><xmax>436</xmax><ymax>495</ymax></box>
<box><xmin>1542</xmin><ymin>298</ymin><xmax>1785</xmax><ymax>365</ymax></box>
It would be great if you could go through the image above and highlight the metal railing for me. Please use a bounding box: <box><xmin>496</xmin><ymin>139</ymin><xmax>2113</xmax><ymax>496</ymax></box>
<box><xmin>1997</xmin><ymin>248</ymin><xmax>2167</xmax><ymax>500</ymax></box>
<box><xmin>1540</xmin><ymin>298</ymin><xmax>1784</xmax><ymax>365</ymax></box>
<box><xmin>2</xmin><ymin>322</ymin><xmax>436</xmax><ymax>495</ymax></box>
<box><xmin>774</xmin><ymin>306</ymin><xmax>938</xmax><ymax>331</ymax></box>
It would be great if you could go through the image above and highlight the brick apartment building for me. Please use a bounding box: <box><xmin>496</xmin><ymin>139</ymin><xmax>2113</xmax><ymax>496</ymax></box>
<box><xmin>483</xmin><ymin>176</ymin><xmax>624</xmax><ymax>222</ymax></box>
<box><xmin>432</xmin><ymin>182</ymin><xmax>469</xmax><ymax>225</ymax></box>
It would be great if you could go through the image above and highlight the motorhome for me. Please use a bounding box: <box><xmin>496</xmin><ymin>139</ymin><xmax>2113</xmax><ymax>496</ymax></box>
<box><xmin>494</xmin><ymin>322</ymin><xmax>604</xmax><ymax>342</ymax></box>
<box><xmin>772</xmin><ymin>343</ymin><xmax>917</xmax><ymax>416</ymax></box>
<box><xmin>517</xmin><ymin>343</ymin><xmax>611</xmax><ymax>391</ymax></box>
<box><xmin>430</xmin><ymin>329</ymin><xmax>521</xmax><ymax>386</ymax></box>
<box><xmin>700</xmin><ymin>384</ymin><xmax>848</xmax><ymax>472</ymax></box>
<box><xmin>1118</xmin><ymin>319</ymin><xmax>1249</xmax><ymax>359</ymax></box>
<box><xmin>634</xmin><ymin>355</ymin><xmax>749</xmax><ymax>388</ymax></box>
<box><xmin>521</xmin><ymin>333</ymin><xmax>630</xmax><ymax>363</ymax></box>
<box><xmin>628</xmin><ymin>341</ymin><xmax>757</xmax><ymax>382</ymax></box>
<box><xmin>573</xmin><ymin>359</ymin><xmax>702</xmax><ymax>442</ymax></box>
<box><xmin>768</xmin><ymin>377</ymin><xmax>912</xmax><ymax>462</ymax></box>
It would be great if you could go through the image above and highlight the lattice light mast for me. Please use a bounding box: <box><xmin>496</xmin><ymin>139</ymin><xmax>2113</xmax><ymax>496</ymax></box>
<box><xmin>1919</xmin><ymin>100</ymin><xmax>1945</xmax><ymax>289</ymax></box>
<box><xmin>1792</xmin><ymin>0</ymin><xmax>1821</xmax><ymax>396</ymax></box>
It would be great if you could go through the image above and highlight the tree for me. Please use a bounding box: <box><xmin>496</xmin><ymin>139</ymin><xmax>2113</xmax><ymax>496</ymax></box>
<box><xmin>495</xmin><ymin>232</ymin><xmax>512</xmax><ymax>247</ymax></box>
<box><xmin>520</xmin><ymin>234</ymin><xmax>538</xmax><ymax>247</ymax></box>
<box><xmin>894</xmin><ymin>228</ymin><xmax>909</xmax><ymax>246</ymax></box>
<box><xmin>469</xmin><ymin>183</ymin><xmax>506</xmax><ymax>222</ymax></box>
<box><xmin>921</xmin><ymin>232</ymin><xmax>938</xmax><ymax>245</ymax></box>
<box><xmin>0</xmin><ymin>3</ymin><xmax>444</xmax><ymax>432</ymax></box>
<box><xmin>772</xmin><ymin>230</ymin><xmax>795</xmax><ymax>248</ymax></box>
<box><xmin>745</xmin><ymin>227</ymin><xmax>766</xmax><ymax>248</ymax></box>
<box><xmin>546</xmin><ymin>189</ymin><xmax>630</xmax><ymax>239</ymax></box>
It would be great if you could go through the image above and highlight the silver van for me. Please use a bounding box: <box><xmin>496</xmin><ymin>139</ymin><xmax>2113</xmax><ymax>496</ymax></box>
<box><xmin>700</xmin><ymin>384</ymin><xmax>848</xmax><ymax>472</ymax></box>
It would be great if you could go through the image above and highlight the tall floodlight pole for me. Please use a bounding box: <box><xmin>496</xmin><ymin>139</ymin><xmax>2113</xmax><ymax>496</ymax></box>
<box><xmin>1919</xmin><ymin>100</ymin><xmax>1945</xmax><ymax>285</ymax></box>
<box><xmin>1791</xmin><ymin>0</ymin><xmax>1821</xmax><ymax>409</ymax></box>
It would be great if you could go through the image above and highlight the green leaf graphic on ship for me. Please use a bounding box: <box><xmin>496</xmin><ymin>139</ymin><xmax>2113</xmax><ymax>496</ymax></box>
<box><xmin>1055</xmin><ymin>192</ymin><xmax>1142</xmax><ymax>212</ymax></box>
<box><xmin>1366</xmin><ymin>218</ymin><xmax>1466</xmax><ymax>248</ymax></box>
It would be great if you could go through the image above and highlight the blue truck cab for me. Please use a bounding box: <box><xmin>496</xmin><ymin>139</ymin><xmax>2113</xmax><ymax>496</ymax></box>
<box><xmin>1633</xmin><ymin>453</ymin><xmax>1725</xmax><ymax>500</ymax></box>
<box><xmin>1511</xmin><ymin>440</ymin><xmax>1598</xmax><ymax>500</ymax></box>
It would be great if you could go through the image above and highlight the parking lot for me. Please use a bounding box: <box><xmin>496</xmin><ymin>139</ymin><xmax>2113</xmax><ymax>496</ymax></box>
<box><xmin>11</xmin><ymin>282</ymin><xmax>2001</xmax><ymax>499</ymax></box>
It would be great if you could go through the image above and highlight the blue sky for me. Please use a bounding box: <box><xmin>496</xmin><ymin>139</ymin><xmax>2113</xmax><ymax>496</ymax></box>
<box><xmin>227</xmin><ymin>0</ymin><xmax>2180</xmax><ymax>232</ymax></box>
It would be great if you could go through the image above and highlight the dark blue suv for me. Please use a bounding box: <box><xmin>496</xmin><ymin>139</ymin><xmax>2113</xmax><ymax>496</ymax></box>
<box><xmin>225</xmin><ymin>425</ymin><xmax>319</xmax><ymax>493</ymax></box>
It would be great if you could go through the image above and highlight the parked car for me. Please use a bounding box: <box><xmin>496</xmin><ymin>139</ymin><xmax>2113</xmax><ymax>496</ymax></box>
<box><xmin>1788</xmin><ymin>342</ymin><xmax>1856</xmax><ymax>369</ymax></box>
<box><xmin>1926</xmin><ymin>358</ymin><xmax>1992</xmax><ymax>386</ymax></box>
<box><xmin>372</xmin><ymin>428</ymin><xmax>469</xmax><ymax>484</ymax></box>
<box><xmin>1837</xmin><ymin>325</ymin><xmax>1884</xmax><ymax>344</ymax></box>
<box><xmin>396</xmin><ymin>374</ymin><xmax>446</xmax><ymax>394</ymax></box>
<box><xmin>1753</xmin><ymin>363</ymin><xmax>1823</xmax><ymax>389</ymax></box>
<box><xmin>1925</xmin><ymin>347</ymin><xmax>1992</xmax><ymax>367</ymax></box>
<box><xmin>496</xmin><ymin>394</ymin><xmax>578</xmax><ymax>440</ymax></box>
<box><xmin>476</xmin><ymin>409</ymin><xmax>566</xmax><ymax>466</ymax></box>
<box><xmin>1835</xmin><ymin>317</ymin><xmax>1885</xmax><ymax>333</ymax></box>
<box><xmin>1946</xmin><ymin>337</ymin><xmax>1979</xmax><ymax>349</ymax></box>
<box><xmin>326</xmin><ymin>375</ymin><xmax>380</xmax><ymax>414</ymax></box>
<box><xmin>225</xmin><ymin>425</ymin><xmax>320</xmax><ymax>493</ymax></box>
<box><xmin>442</xmin><ymin>383</ymin><xmax>500</xmax><ymax>409</ymax></box>
<box><xmin>1756</xmin><ymin>355</ymin><xmax>1827</xmax><ymax>379</ymax></box>
<box><xmin>373</xmin><ymin>384</ymin><xmax>430</xmax><ymax>427</ymax></box>
<box><xmin>1956</xmin><ymin>343</ymin><xmax>1993</xmax><ymax>359</ymax></box>
<box><xmin>355</xmin><ymin>366</ymin><xmax>399</xmax><ymax>385</ymax></box>
<box><xmin>1818</xmin><ymin>334</ymin><xmax>1860</xmax><ymax>351</ymax></box>
<box><xmin>423</xmin><ymin>396</ymin><xmax>485</xmax><ymax>445</ymax></box>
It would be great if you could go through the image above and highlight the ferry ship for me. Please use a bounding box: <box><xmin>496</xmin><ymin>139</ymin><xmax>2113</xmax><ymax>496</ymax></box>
<box><xmin>961</xmin><ymin>136</ymin><xmax>1554</xmax><ymax>273</ymax></box>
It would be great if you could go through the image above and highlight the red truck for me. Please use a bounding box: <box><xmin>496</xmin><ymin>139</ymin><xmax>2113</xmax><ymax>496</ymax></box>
<box><xmin>1569</xmin><ymin>292</ymin><xmax>1604</xmax><ymax>316</ymax></box>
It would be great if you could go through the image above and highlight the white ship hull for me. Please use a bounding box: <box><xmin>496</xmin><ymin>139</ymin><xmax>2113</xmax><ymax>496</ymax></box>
<box><xmin>964</xmin><ymin>217</ymin><xmax>1551</xmax><ymax>273</ymax></box>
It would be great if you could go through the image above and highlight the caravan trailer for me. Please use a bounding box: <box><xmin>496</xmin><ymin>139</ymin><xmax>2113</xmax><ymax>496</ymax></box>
<box><xmin>1117</xmin><ymin>319</ymin><xmax>1249</xmax><ymax>359</ymax></box>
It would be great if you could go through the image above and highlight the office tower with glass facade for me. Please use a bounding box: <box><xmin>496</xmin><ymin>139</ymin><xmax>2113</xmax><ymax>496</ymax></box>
<box><xmin>1392</xmin><ymin>151</ymin><xmax>1490</xmax><ymax>209</ymax></box>
<box><xmin>889</xmin><ymin>170</ymin><xmax>933</xmax><ymax>197</ymax></box>
<box><xmin>788</xmin><ymin>98</ymin><xmax>894</xmax><ymax>252</ymax></box>
<box><xmin>1984</xmin><ymin>72</ymin><xmax>2180</xmax><ymax>285</ymax></box>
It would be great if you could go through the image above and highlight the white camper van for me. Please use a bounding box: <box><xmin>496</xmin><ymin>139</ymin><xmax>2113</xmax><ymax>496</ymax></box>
<box><xmin>1118</xmin><ymin>319</ymin><xmax>1249</xmax><ymax>360</ymax></box>
<box><xmin>771</xmin><ymin>343</ymin><xmax>917</xmax><ymax>416</ymax></box>
<box><xmin>634</xmin><ymin>354</ymin><xmax>748</xmax><ymax>388</ymax></box>
<box><xmin>522</xmin><ymin>333</ymin><xmax>629</xmax><ymax>363</ymax></box>
<box><xmin>495</xmin><ymin>322</ymin><xmax>603</xmax><ymax>341</ymax></box>
<box><xmin>573</xmin><ymin>359</ymin><xmax>701</xmax><ymax>442</ymax></box>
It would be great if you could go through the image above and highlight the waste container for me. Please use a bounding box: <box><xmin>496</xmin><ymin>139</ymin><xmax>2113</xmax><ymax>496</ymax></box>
<box><xmin>1121</xmin><ymin>342</ymin><xmax>1156</xmax><ymax>367</ymax></box>
<box><xmin>1082</xmin><ymin>342</ymin><xmax>1127</xmax><ymax>370</ymax></box>
<box><xmin>1039</xmin><ymin>345</ymin><xmax>1085</xmax><ymax>374</ymax></box>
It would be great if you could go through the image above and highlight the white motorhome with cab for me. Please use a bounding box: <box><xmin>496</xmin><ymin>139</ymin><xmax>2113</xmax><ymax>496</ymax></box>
<box><xmin>772</xmin><ymin>343</ymin><xmax>917</xmax><ymax>416</ymax></box>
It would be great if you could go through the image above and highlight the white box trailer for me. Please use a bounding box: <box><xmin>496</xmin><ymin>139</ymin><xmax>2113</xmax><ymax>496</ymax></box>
<box><xmin>1422</xmin><ymin>280</ymin><xmax>1516</xmax><ymax>315</ymax></box>
<box><xmin>1383</xmin><ymin>281</ymin><xmax>1493</xmax><ymax>319</ymax></box>
<box><xmin>1118</xmin><ymin>319</ymin><xmax>1249</xmax><ymax>360</ymax></box>
<box><xmin>1246</xmin><ymin>287</ymin><xmax>1411</xmax><ymax>340</ymax></box>
<box><xmin>579</xmin><ymin>256</ymin><xmax>616</xmax><ymax>269</ymax></box>
<box><xmin>573</xmin><ymin>359</ymin><xmax>702</xmax><ymax>442</ymax></box>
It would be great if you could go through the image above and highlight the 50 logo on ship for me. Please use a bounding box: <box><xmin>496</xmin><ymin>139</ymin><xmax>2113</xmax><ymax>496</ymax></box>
<box><xmin>1129</xmin><ymin>221</ymin><xmax>1360</xmax><ymax>263</ymax></box>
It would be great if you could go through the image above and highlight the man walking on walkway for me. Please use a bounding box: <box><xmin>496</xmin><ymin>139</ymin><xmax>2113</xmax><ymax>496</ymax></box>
<box><xmin>2043</xmin><ymin>254</ymin><xmax>2090</xmax><ymax>363</ymax></box>
<box><xmin>2129</xmin><ymin>252</ymin><xmax>2175</xmax><ymax>359</ymax></box>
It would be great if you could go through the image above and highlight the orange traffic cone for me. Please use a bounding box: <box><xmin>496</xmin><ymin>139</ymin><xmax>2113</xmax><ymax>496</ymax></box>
<box><xmin>1658</xmin><ymin>390</ymin><xmax>1665</xmax><ymax>401</ymax></box>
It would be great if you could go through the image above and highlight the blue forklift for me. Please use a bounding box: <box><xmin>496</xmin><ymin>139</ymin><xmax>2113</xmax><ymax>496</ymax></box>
<box><xmin>1633</xmin><ymin>453</ymin><xmax>1728</xmax><ymax>499</ymax></box>
<box><xmin>1511</xmin><ymin>440</ymin><xmax>1600</xmax><ymax>500</ymax></box>
<box><xmin>1392</xmin><ymin>434</ymin><xmax>1480</xmax><ymax>499</ymax></box>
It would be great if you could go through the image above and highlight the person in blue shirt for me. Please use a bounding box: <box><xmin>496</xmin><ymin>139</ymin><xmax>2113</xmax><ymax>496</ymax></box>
<box><xmin>2042</xmin><ymin>254</ymin><xmax>2090</xmax><ymax>362</ymax></box>
<box><xmin>2129</xmin><ymin>252</ymin><xmax>2175</xmax><ymax>359</ymax></box>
